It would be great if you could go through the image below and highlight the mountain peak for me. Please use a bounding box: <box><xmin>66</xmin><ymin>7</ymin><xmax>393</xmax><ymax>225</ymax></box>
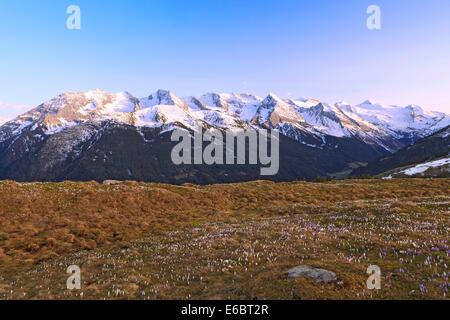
<box><xmin>360</xmin><ymin>100</ymin><xmax>375</xmax><ymax>105</ymax></box>
<box><xmin>64</xmin><ymin>89</ymin><xmax>110</xmax><ymax>101</ymax></box>
<box><xmin>142</xmin><ymin>89</ymin><xmax>188</xmax><ymax>111</ymax></box>
<box><xmin>151</xmin><ymin>89</ymin><xmax>175</xmax><ymax>104</ymax></box>
<box><xmin>259</xmin><ymin>93</ymin><xmax>285</xmax><ymax>108</ymax></box>
<box><xmin>266</xmin><ymin>92</ymin><xmax>282</xmax><ymax>101</ymax></box>
<box><xmin>199</xmin><ymin>92</ymin><xmax>230</xmax><ymax>111</ymax></box>
<box><xmin>406</xmin><ymin>104</ymin><xmax>423</xmax><ymax>111</ymax></box>
<box><xmin>85</xmin><ymin>88</ymin><xmax>109</xmax><ymax>95</ymax></box>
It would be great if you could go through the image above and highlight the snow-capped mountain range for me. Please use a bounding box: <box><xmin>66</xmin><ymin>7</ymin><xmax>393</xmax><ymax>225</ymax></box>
<box><xmin>0</xmin><ymin>89</ymin><xmax>448</xmax><ymax>183</ymax></box>
<box><xmin>1</xmin><ymin>89</ymin><xmax>448</xmax><ymax>149</ymax></box>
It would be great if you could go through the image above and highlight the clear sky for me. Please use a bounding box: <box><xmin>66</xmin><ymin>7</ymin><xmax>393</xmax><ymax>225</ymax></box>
<box><xmin>0</xmin><ymin>0</ymin><xmax>449</xmax><ymax>119</ymax></box>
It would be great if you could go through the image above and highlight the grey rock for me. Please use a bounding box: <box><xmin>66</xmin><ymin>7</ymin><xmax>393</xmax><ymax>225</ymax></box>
<box><xmin>102</xmin><ymin>180</ymin><xmax>122</xmax><ymax>185</ymax></box>
<box><xmin>287</xmin><ymin>265</ymin><xmax>337</xmax><ymax>283</ymax></box>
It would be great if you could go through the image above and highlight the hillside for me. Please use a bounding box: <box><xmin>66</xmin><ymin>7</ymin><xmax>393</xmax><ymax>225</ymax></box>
<box><xmin>353</xmin><ymin>125</ymin><xmax>450</xmax><ymax>177</ymax></box>
<box><xmin>379</xmin><ymin>157</ymin><xmax>450</xmax><ymax>179</ymax></box>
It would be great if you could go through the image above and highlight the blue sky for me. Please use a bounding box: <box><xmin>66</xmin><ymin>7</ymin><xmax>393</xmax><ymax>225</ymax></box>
<box><xmin>0</xmin><ymin>0</ymin><xmax>449</xmax><ymax>119</ymax></box>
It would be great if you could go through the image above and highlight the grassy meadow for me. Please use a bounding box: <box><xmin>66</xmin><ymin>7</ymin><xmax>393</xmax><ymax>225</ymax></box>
<box><xmin>0</xmin><ymin>178</ymin><xmax>448</xmax><ymax>299</ymax></box>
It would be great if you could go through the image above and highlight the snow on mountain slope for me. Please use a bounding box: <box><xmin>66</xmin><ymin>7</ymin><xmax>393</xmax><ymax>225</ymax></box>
<box><xmin>135</xmin><ymin>103</ymin><xmax>196</xmax><ymax>129</ymax></box>
<box><xmin>1</xmin><ymin>89</ymin><xmax>448</xmax><ymax>154</ymax></box>
<box><xmin>196</xmin><ymin>93</ymin><xmax>262</xmax><ymax>121</ymax></box>
<box><xmin>0</xmin><ymin>118</ymin><xmax>10</xmax><ymax>126</ymax></box>
<box><xmin>353</xmin><ymin>101</ymin><xmax>449</xmax><ymax>137</ymax></box>
<box><xmin>140</xmin><ymin>89</ymin><xmax>189</xmax><ymax>111</ymax></box>
<box><xmin>39</xmin><ymin>122</ymin><xmax>100</xmax><ymax>170</ymax></box>
<box><xmin>1</xmin><ymin>89</ymin><xmax>139</xmax><ymax>136</ymax></box>
<box><xmin>294</xmin><ymin>102</ymin><xmax>381</xmax><ymax>138</ymax></box>
<box><xmin>289</xmin><ymin>98</ymin><xmax>321</xmax><ymax>109</ymax></box>
<box><xmin>353</xmin><ymin>125</ymin><xmax>450</xmax><ymax>177</ymax></box>
<box><xmin>382</xmin><ymin>156</ymin><xmax>450</xmax><ymax>179</ymax></box>
<box><xmin>252</xmin><ymin>93</ymin><xmax>306</xmax><ymax>128</ymax></box>
<box><xmin>183</xmin><ymin>96</ymin><xmax>208</xmax><ymax>111</ymax></box>
<box><xmin>400</xmin><ymin>157</ymin><xmax>450</xmax><ymax>176</ymax></box>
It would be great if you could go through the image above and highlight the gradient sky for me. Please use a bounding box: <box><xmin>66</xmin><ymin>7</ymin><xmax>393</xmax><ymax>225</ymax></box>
<box><xmin>0</xmin><ymin>0</ymin><xmax>449</xmax><ymax>119</ymax></box>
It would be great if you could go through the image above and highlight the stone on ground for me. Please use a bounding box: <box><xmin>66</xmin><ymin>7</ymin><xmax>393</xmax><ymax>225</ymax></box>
<box><xmin>102</xmin><ymin>180</ymin><xmax>122</xmax><ymax>185</ymax></box>
<box><xmin>287</xmin><ymin>265</ymin><xmax>337</xmax><ymax>283</ymax></box>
